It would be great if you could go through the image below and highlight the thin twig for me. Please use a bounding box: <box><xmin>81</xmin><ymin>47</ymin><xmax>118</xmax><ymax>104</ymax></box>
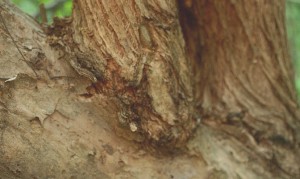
<box><xmin>34</xmin><ymin>0</ymin><xmax>68</xmax><ymax>19</ymax></box>
<box><xmin>39</xmin><ymin>3</ymin><xmax>48</xmax><ymax>24</ymax></box>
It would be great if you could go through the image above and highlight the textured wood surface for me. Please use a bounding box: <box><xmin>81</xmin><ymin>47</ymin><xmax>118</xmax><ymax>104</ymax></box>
<box><xmin>0</xmin><ymin>0</ymin><xmax>299</xmax><ymax>178</ymax></box>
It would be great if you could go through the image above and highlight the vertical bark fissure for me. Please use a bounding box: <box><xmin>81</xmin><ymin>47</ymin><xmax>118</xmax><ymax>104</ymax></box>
<box><xmin>68</xmin><ymin>0</ymin><xmax>195</xmax><ymax>148</ymax></box>
<box><xmin>179</xmin><ymin>0</ymin><xmax>300</xmax><ymax>177</ymax></box>
<box><xmin>1</xmin><ymin>0</ymin><xmax>300</xmax><ymax>178</ymax></box>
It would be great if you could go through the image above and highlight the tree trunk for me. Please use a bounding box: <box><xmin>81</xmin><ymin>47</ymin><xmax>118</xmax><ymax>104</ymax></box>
<box><xmin>0</xmin><ymin>0</ymin><xmax>299</xmax><ymax>178</ymax></box>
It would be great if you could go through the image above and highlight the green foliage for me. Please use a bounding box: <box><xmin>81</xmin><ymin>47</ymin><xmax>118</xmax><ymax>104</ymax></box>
<box><xmin>11</xmin><ymin>0</ymin><xmax>72</xmax><ymax>23</ymax></box>
<box><xmin>286</xmin><ymin>1</ymin><xmax>300</xmax><ymax>99</ymax></box>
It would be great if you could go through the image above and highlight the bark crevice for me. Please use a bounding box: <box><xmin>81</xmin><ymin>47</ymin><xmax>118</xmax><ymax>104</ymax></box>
<box><xmin>0</xmin><ymin>0</ymin><xmax>300</xmax><ymax>178</ymax></box>
<box><xmin>178</xmin><ymin>0</ymin><xmax>300</xmax><ymax>177</ymax></box>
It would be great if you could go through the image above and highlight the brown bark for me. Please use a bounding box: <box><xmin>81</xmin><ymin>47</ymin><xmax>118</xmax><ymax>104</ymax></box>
<box><xmin>66</xmin><ymin>0</ymin><xmax>196</xmax><ymax>148</ymax></box>
<box><xmin>179</xmin><ymin>0</ymin><xmax>300</xmax><ymax>177</ymax></box>
<box><xmin>0</xmin><ymin>0</ymin><xmax>299</xmax><ymax>178</ymax></box>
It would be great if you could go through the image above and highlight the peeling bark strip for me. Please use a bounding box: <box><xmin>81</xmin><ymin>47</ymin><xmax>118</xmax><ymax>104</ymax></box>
<box><xmin>68</xmin><ymin>0</ymin><xmax>196</xmax><ymax>147</ymax></box>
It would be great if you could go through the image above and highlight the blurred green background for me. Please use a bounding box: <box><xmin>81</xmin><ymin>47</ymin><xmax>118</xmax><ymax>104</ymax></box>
<box><xmin>11</xmin><ymin>0</ymin><xmax>72</xmax><ymax>22</ymax></box>
<box><xmin>10</xmin><ymin>0</ymin><xmax>300</xmax><ymax>100</ymax></box>
<box><xmin>286</xmin><ymin>0</ymin><xmax>300</xmax><ymax>101</ymax></box>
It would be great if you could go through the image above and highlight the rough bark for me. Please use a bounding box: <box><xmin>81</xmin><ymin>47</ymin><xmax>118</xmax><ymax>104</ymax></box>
<box><xmin>66</xmin><ymin>0</ymin><xmax>196</xmax><ymax>148</ymax></box>
<box><xmin>179</xmin><ymin>0</ymin><xmax>300</xmax><ymax>177</ymax></box>
<box><xmin>0</xmin><ymin>0</ymin><xmax>299</xmax><ymax>178</ymax></box>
